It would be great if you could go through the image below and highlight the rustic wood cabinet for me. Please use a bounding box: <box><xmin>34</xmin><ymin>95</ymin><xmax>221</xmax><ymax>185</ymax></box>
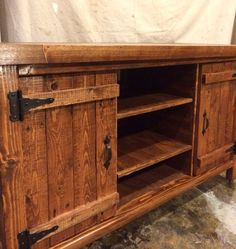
<box><xmin>0</xmin><ymin>44</ymin><xmax>236</xmax><ymax>249</ymax></box>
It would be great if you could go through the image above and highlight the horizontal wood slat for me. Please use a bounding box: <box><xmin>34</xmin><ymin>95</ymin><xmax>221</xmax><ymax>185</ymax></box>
<box><xmin>197</xmin><ymin>143</ymin><xmax>233</xmax><ymax>168</ymax></box>
<box><xmin>203</xmin><ymin>71</ymin><xmax>236</xmax><ymax>84</ymax></box>
<box><xmin>18</xmin><ymin>59</ymin><xmax>236</xmax><ymax>76</ymax></box>
<box><xmin>23</xmin><ymin>84</ymin><xmax>119</xmax><ymax>111</ymax></box>
<box><xmin>118</xmin><ymin>93</ymin><xmax>193</xmax><ymax>119</ymax></box>
<box><xmin>2</xmin><ymin>44</ymin><xmax>236</xmax><ymax>65</ymax></box>
<box><xmin>30</xmin><ymin>193</ymin><xmax>119</xmax><ymax>242</ymax></box>
<box><xmin>118</xmin><ymin>131</ymin><xmax>192</xmax><ymax>178</ymax></box>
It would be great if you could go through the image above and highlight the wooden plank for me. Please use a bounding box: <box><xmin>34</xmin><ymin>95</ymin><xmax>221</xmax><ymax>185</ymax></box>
<box><xmin>2</xmin><ymin>44</ymin><xmax>236</xmax><ymax>65</ymax></box>
<box><xmin>22</xmin><ymin>113</ymin><xmax>49</xmax><ymax>249</ymax></box>
<box><xmin>46</xmin><ymin>76</ymin><xmax>75</xmax><ymax>246</ymax></box>
<box><xmin>51</xmin><ymin>160</ymin><xmax>233</xmax><ymax>249</ymax></box>
<box><xmin>118</xmin><ymin>93</ymin><xmax>193</xmax><ymax>119</ymax></box>
<box><xmin>30</xmin><ymin>193</ymin><xmax>119</xmax><ymax>239</ymax></box>
<box><xmin>197</xmin><ymin>143</ymin><xmax>233</xmax><ymax>168</ymax></box>
<box><xmin>72</xmin><ymin>73</ymin><xmax>98</xmax><ymax>234</ymax></box>
<box><xmin>0</xmin><ymin>66</ymin><xmax>27</xmax><ymax>249</ymax></box>
<box><xmin>203</xmin><ymin>70</ymin><xmax>236</xmax><ymax>84</ymax></box>
<box><xmin>118</xmin><ymin>165</ymin><xmax>189</xmax><ymax>206</ymax></box>
<box><xmin>19</xmin><ymin>75</ymin><xmax>50</xmax><ymax>249</ymax></box>
<box><xmin>22</xmin><ymin>84</ymin><xmax>119</xmax><ymax>111</ymax></box>
<box><xmin>17</xmin><ymin>59</ymin><xmax>236</xmax><ymax>76</ymax></box>
<box><xmin>0</xmin><ymin>44</ymin><xmax>46</xmax><ymax>65</ymax></box>
<box><xmin>96</xmin><ymin>72</ymin><xmax>118</xmax><ymax>221</ymax></box>
<box><xmin>118</xmin><ymin>131</ymin><xmax>192</xmax><ymax>178</ymax></box>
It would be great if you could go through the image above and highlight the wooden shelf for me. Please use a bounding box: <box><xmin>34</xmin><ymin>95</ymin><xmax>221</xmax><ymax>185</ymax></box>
<box><xmin>117</xmin><ymin>93</ymin><xmax>193</xmax><ymax>119</ymax></box>
<box><xmin>118</xmin><ymin>130</ymin><xmax>192</xmax><ymax>178</ymax></box>
<box><xmin>118</xmin><ymin>165</ymin><xmax>191</xmax><ymax>206</ymax></box>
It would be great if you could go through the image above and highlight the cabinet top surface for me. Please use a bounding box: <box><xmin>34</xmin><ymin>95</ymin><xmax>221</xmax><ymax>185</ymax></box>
<box><xmin>1</xmin><ymin>43</ymin><xmax>236</xmax><ymax>65</ymax></box>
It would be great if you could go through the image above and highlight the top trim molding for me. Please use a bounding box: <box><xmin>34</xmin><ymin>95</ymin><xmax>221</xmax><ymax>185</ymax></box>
<box><xmin>1</xmin><ymin>43</ymin><xmax>236</xmax><ymax>65</ymax></box>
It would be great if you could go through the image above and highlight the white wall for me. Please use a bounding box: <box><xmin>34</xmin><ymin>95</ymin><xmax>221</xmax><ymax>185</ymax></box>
<box><xmin>1</xmin><ymin>0</ymin><xmax>236</xmax><ymax>43</ymax></box>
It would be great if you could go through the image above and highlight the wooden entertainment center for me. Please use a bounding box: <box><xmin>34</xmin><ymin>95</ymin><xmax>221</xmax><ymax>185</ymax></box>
<box><xmin>0</xmin><ymin>44</ymin><xmax>236</xmax><ymax>249</ymax></box>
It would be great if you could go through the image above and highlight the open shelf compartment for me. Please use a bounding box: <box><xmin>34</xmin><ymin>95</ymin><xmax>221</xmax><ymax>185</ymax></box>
<box><xmin>118</xmin><ymin>93</ymin><xmax>193</xmax><ymax>119</ymax></box>
<box><xmin>118</xmin><ymin>130</ymin><xmax>192</xmax><ymax>178</ymax></box>
<box><xmin>118</xmin><ymin>164</ymin><xmax>191</xmax><ymax>207</ymax></box>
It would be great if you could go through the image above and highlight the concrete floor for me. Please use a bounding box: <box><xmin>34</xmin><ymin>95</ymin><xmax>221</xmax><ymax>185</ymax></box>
<box><xmin>84</xmin><ymin>175</ymin><xmax>236</xmax><ymax>249</ymax></box>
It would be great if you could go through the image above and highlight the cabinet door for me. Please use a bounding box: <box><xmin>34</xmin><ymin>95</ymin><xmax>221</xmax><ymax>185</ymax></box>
<box><xmin>195</xmin><ymin>62</ymin><xmax>236</xmax><ymax>175</ymax></box>
<box><xmin>0</xmin><ymin>67</ymin><xmax>119</xmax><ymax>249</ymax></box>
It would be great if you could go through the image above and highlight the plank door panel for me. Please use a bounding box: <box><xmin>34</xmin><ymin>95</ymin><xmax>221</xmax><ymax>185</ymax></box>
<box><xmin>0</xmin><ymin>68</ymin><xmax>118</xmax><ymax>249</ymax></box>
<box><xmin>4</xmin><ymin>72</ymin><xmax>117</xmax><ymax>249</ymax></box>
<box><xmin>195</xmin><ymin>62</ymin><xmax>236</xmax><ymax>174</ymax></box>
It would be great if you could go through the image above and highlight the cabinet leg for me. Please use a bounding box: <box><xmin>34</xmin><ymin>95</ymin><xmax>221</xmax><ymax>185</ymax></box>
<box><xmin>226</xmin><ymin>164</ymin><xmax>236</xmax><ymax>184</ymax></box>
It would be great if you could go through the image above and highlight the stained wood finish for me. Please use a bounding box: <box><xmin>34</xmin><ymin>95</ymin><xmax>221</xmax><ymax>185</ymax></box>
<box><xmin>226</xmin><ymin>158</ymin><xmax>236</xmax><ymax>182</ymax></box>
<box><xmin>118</xmin><ymin>131</ymin><xmax>192</xmax><ymax>178</ymax></box>
<box><xmin>0</xmin><ymin>66</ymin><xmax>27</xmax><ymax>249</ymax></box>
<box><xmin>0</xmin><ymin>69</ymin><xmax>118</xmax><ymax>248</ymax></box>
<box><xmin>203</xmin><ymin>70</ymin><xmax>236</xmax><ymax>84</ymax></box>
<box><xmin>195</xmin><ymin>61</ymin><xmax>236</xmax><ymax>175</ymax></box>
<box><xmin>197</xmin><ymin>143</ymin><xmax>234</xmax><ymax>169</ymax></box>
<box><xmin>20</xmin><ymin>76</ymin><xmax>50</xmax><ymax>249</ymax></box>
<box><xmin>2</xmin><ymin>44</ymin><xmax>236</xmax><ymax>65</ymax></box>
<box><xmin>1</xmin><ymin>45</ymin><xmax>236</xmax><ymax>249</ymax></box>
<box><xmin>118</xmin><ymin>165</ymin><xmax>189</xmax><ymax>206</ymax></box>
<box><xmin>96</xmin><ymin>72</ymin><xmax>118</xmax><ymax>221</ymax></box>
<box><xmin>18</xmin><ymin>58</ymin><xmax>236</xmax><ymax>76</ymax></box>
<box><xmin>72</xmin><ymin>73</ymin><xmax>98</xmax><ymax>234</ymax></box>
<box><xmin>52</xmin><ymin>161</ymin><xmax>233</xmax><ymax>249</ymax></box>
<box><xmin>118</xmin><ymin>93</ymin><xmax>192</xmax><ymax>119</ymax></box>
<box><xmin>30</xmin><ymin>193</ymin><xmax>119</xmax><ymax>238</ymax></box>
<box><xmin>22</xmin><ymin>84</ymin><xmax>119</xmax><ymax>112</ymax></box>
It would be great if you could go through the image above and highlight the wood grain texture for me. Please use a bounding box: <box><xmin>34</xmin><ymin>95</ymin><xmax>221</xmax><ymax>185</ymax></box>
<box><xmin>72</xmin><ymin>73</ymin><xmax>98</xmax><ymax>234</ymax></box>
<box><xmin>118</xmin><ymin>93</ymin><xmax>192</xmax><ymax>119</ymax></box>
<box><xmin>46</xmin><ymin>76</ymin><xmax>75</xmax><ymax>246</ymax></box>
<box><xmin>197</xmin><ymin>143</ymin><xmax>233</xmax><ymax>169</ymax></box>
<box><xmin>51</xmin><ymin>160</ymin><xmax>233</xmax><ymax>249</ymax></box>
<box><xmin>118</xmin><ymin>131</ymin><xmax>192</xmax><ymax>178</ymax></box>
<box><xmin>1</xmin><ymin>45</ymin><xmax>236</xmax><ymax>249</ymax></box>
<box><xmin>96</xmin><ymin>72</ymin><xmax>118</xmax><ymax>221</ymax></box>
<box><xmin>195</xmin><ymin>62</ymin><xmax>236</xmax><ymax>174</ymax></box>
<box><xmin>18</xmin><ymin>58</ymin><xmax>236</xmax><ymax>76</ymax></box>
<box><xmin>30</xmin><ymin>193</ymin><xmax>119</xmax><ymax>238</ymax></box>
<box><xmin>203</xmin><ymin>70</ymin><xmax>236</xmax><ymax>84</ymax></box>
<box><xmin>19</xmin><ymin>76</ymin><xmax>50</xmax><ymax>249</ymax></box>
<box><xmin>0</xmin><ymin>66</ymin><xmax>27</xmax><ymax>249</ymax></box>
<box><xmin>23</xmin><ymin>84</ymin><xmax>119</xmax><ymax>111</ymax></box>
<box><xmin>2</xmin><ymin>43</ymin><xmax>236</xmax><ymax>65</ymax></box>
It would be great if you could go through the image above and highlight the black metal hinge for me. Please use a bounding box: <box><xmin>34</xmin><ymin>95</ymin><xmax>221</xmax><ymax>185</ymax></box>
<box><xmin>8</xmin><ymin>90</ymin><xmax>54</xmax><ymax>122</ymax></box>
<box><xmin>18</xmin><ymin>226</ymin><xmax>59</xmax><ymax>249</ymax></box>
